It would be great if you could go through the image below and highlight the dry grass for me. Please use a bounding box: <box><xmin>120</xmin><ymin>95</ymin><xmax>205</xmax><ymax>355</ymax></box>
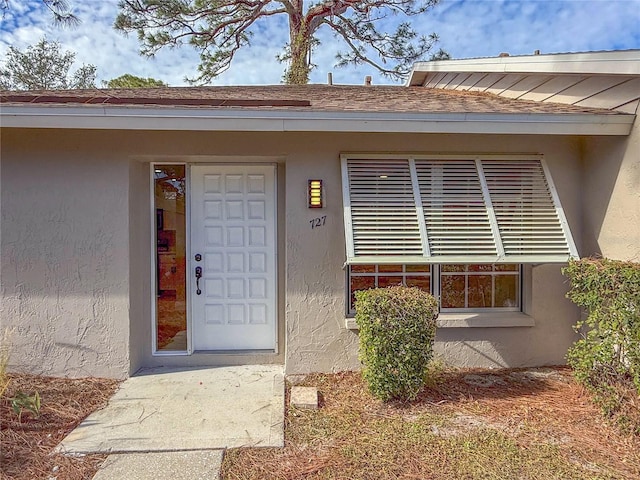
<box><xmin>0</xmin><ymin>330</ymin><xmax>12</xmax><ymax>398</ymax></box>
<box><xmin>157</xmin><ymin>321</ymin><xmax>185</xmax><ymax>349</ymax></box>
<box><xmin>607</xmin><ymin>378</ymin><xmax>640</xmax><ymax>435</ymax></box>
<box><xmin>157</xmin><ymin>298</ymin><xmax>186</xmax><ymax>349</ymax></box>
<box><xmin>1</xmin><ymin>373</ymin><xmax>119</xmax><ymax>480</ymax></box>
<box><xmin>221</xmin><ymin>367</ymin><xmax>640</xmax><ymax>480</ymax></box>
<box><xmin>2</xmin><ymin>367</ymin><xmax>637</xmax><ymax>480</ymax></box>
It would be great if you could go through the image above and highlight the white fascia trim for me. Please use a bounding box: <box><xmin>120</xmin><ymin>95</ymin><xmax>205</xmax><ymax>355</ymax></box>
<box><xmin>0</xmin><ymin>105</ymin><xmax>634</xmax><ymax>136</ymax></box>
<box><xmin>408</xmin><ymin>50</ymin><xmax>640</xmax><ymax>82</ymax></box>
<box><xmin>346</xmin><ymin>255</ymin><xmax>576</xmax><ymax>265</ymax></box>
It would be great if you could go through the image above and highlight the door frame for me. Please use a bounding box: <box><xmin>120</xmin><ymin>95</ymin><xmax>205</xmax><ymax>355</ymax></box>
<box><xmin>150</xmin><ymin>162</ymin><xmax>279</xmax><ymax>356</ymax></box>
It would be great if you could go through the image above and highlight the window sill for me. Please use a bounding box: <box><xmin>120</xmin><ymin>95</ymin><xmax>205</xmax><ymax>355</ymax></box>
<box><xmin>345</xmin><ymin>312</ymin><xmax>534</xmax><ymax>331</ymax></box>
<box><xmin>437</xmin><ymin>312</ymin><xmax>534</xmax><ymax>328</ymax></box>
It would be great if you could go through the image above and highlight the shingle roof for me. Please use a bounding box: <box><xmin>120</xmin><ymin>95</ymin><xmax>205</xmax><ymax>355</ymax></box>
<box><xmin>0</xmin><ymin>84</ymin><xmax>622</xmax><ymax>115</ymax></box>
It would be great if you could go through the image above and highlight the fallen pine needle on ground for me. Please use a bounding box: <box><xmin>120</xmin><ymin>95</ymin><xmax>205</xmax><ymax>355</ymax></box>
<box><xmin>1</xmin><ymin>367</ymin><xmax>638</xmax><ymax>480</ymax></box>
<box><xmin>1</xmin><ymin>373</ymin><xmax>119</xmax><ymax>480</ymax></box>
<box><xmin>221</xmin><ymin>367</ymin><xmax>640</xmax><ymax>480</ymax></box>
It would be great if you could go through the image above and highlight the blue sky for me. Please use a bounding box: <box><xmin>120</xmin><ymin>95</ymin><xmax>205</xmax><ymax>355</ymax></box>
<box><xmin>1</xmin><ymin>0</ymin><xmax>639</xmax><ymax>86</ymax></box>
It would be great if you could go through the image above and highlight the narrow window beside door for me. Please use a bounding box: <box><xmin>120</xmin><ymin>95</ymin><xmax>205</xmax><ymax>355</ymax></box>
<box><xmin>154</xmin><ymin>165</ymin><xmax>187</xmax><ymax>352</ymax></box>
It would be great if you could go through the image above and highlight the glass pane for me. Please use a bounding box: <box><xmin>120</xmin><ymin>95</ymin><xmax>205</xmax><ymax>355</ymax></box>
<box><xmin>378</xmin><ymin>276</ymin><xmax>403</xmax><ymax>288</ymax></box>
<box><xmin>495</xmin><ymin>275</ymin><xmax>518</xmax><ymax>308</ymax></box>
<box><xmin>406</xmin><ymin>276</ymin><xmax>431</xmax><ymax>292</ymax></box>
<box><xmin>468</xmin><ymin>275</ymin><xmax>492</xmax><ymax>308</ymax></box>
<box><xmin>495</xmin><ymin>264</ymin><xmax>518</xmax><ymax>271</ymax></box>
<box><xmin>469</xmin><ymin>264</ymin><xmax>492</xmax><ymax>272</ymax></box>
<box><xmin>441</xmin><ymin>275</ymin><xmax>465</xmax><ymax>308</ymax></box>
<box><xmin>406</xmin><ymin>264</ymin><xmax>430</xmax><ymax>273</ymax></box>
<box><xmin>379</xmin><ymin>265</ymin><xmax>403</xmax><ymax>273</ymax></box>
<box><xmin>351</xmin><ymin>276</ymin><xmax>375</xmax><ymax>310</ymax></box>
<box><xmin>155</xmin><ymin>165</ymin><xmax>187</xmax><ymax>351</ymax></box>
<box><xmin>442</xmin><ymin>264</ymin><xmax>466</xmax><ymax>272</ymax></box>
<box><xmin>351</xmin><ymin>264</ymin><xmax>375</xmax><ymax>273</ymax></box>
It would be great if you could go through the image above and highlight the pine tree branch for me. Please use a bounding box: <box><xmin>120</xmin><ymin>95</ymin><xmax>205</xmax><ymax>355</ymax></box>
<box><xmin>114</xmin><ymin>0</ymin><xmax>444</xmax><ymax>83</ymax></box>
<box><xmin>324</xmin><ymin>18</ymin><xmax>402</xmax><ymax>77</ymax></box>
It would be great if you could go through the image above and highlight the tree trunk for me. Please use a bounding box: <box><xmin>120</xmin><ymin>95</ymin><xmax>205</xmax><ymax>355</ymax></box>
<box><xmin>285</xmin><ymin>15</ymin><xmax>311</xmax><ymax>85</ymax></box>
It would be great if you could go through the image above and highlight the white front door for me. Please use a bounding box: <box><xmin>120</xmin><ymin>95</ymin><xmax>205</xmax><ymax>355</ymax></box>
<box><xmin>190</xmin><ymin>165</ymin><xmax>277</xmax><ymax>351</ymax></box>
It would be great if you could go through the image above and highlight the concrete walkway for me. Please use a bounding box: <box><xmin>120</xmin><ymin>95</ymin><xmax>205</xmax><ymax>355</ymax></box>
<box><xmin>92</xmin><ymin>451</ymin><xmax>224</xmax><ymax>480</ymax></box>
<box><xmin>56</xmin><ymin>365</ymin><xmax>284</xmax><ymax>479</ymax></box>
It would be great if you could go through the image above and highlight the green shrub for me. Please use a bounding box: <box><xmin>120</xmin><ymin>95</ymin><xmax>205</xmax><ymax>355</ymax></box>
<box><xmin>355</xmin><ymin>286</ymin><xmax>439</xmax><ymax>401</ymax></box>
<box><xmin>563</xmin><ymin>258</ymin><xmax>640</xmax><ymax>433</ymax></box>
<box><xmin>11</xmin><ymin>391</ymin><xmax>41</xmax><ymax>421</ymax></box>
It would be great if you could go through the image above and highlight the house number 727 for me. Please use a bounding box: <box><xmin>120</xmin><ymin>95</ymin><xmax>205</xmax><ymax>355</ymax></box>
<box><xmin>310</xmin><ymin>216</ymin><xmax>327</xmax><ymax>229</ymax></box>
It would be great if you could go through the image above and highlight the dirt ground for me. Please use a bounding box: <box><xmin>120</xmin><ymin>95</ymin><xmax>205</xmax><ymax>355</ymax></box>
<box><xmin>1</xmin><ymin>368</ymin><xmax>638</xmax><ymax>480</ymax></box>
<box><xmin>0</xmin><ymin>374</ymin><xmax>119</xmax><ymax>480</ymax></box>
<box><xmin>222</xmin><ymin>367</ymin><xmax>640</xmax><ymax>480</ymax></box>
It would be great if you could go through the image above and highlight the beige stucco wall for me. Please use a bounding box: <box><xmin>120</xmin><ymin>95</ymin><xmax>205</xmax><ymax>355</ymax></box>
<box><xmin>1</xmin><ymin>127</ymin><xmax>585</xmax><ymax>378</ymax></box>
<box><xmin>280</xmin><ymin>133</ymin><xmax>583</xmax><ymax>372</ymax></box>
<box><xmin>581</xmin><ymin>116</ymin><xmax>640</xmax><ymax>260</ymax></box>
<box><xmin>0</xmin><ymin>134</ymin><xmax>131</xmax><ymax>378</ymax></box>
<box><xmin>128</xmin><ymin>160</ymin><xmax>151</xmax><ymax>375</ymax></box>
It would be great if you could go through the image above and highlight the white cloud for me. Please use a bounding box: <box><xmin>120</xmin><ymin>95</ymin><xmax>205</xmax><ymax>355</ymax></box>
<box><xmin>424</xmin><ymin>0</ymin><xmax>640</xmax><ymax>59</ymax></box>
<box><xmin>1</xmin><ymin>0</ymin><xmax>638</xmax><ymax>87</ymax></box>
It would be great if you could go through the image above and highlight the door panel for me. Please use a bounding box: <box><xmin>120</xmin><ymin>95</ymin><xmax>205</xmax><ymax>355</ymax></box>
<box><xmin>190</xmin><ymin>165</ymin><xmax>277</xmax><ymax>350</ymax></box>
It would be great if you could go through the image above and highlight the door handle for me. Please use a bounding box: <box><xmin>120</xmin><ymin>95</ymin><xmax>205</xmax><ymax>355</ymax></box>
<box><xmin>195</xmin><ymin>266</ymin><xmax>202</xmax><ymax>295</ymax></box>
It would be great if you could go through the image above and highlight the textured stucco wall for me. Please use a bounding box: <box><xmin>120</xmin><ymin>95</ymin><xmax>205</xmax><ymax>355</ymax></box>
<box><xmin>1</xmin><ymin>132</ymin><xmax>130</xmax><ymax>378</ymax></box>
<box><xmin>279</xmin><ymin>133</ymin><xmax>582</xmax><ymax>373</ymax></box>
<box><xmin>435</xmin><ymin>265</ymin><xmax>578</xmax><ymax>368</ymax></box>
<box><xmin>1</xmin><ymin>128</ymin><xmax>585</xmax><ymax>377</ymax></box>
<box><xmin>284</xmin><ymin>152</ymin><xmax>361</xmax><ymax>373</ymax></box>
<box><xmin>581</xmin><ymin>117</ymin><xmax>640</xmax><ymax>260</ymax></box>
<box><xmin>128</xmin><ymin>160</ymin><xmax>151</xmax><ymax>375</ymax></box>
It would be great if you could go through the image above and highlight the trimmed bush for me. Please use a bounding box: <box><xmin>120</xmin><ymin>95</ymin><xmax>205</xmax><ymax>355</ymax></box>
<box><xmin>563</xmin><ymin>258</ymin><xmax>640</xmax><ymax>433</ymax></box>
<box><xmin>355</xmin><ymin>286</ymin><xmax>439</xmax><ymax>401</ymax></box>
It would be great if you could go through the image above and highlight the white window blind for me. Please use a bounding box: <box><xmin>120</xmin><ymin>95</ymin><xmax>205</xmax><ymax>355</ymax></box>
<box><xmin>341</xmin><ymin>155</ymin><xmax>578</xmax><ymax>264</ymax></box>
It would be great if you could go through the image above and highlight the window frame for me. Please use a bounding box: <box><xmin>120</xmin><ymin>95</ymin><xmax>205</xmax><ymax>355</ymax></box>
<box><xmin>346</xmin><ymin>264</ymin><xmax>432</xmax><ymax>315</ymax></box>
<box><xmin>150</xmin><ymin>162</ymin><xmax>190</xmax><ymax>356</ymax></box>
<box><xmin>346</xmin><ymin>263</ymin><xmax>522</xmax><ymax>316</ymax></box>
<box><xmin>437</xmin><ymin>264</ymin><xmax>521</xmax><ymax>313</ymax></box>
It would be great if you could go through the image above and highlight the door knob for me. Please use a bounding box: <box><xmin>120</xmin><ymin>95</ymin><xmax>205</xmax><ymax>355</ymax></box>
<box><xmin>195</xmin><ymin>266</ymin><xmax>203</xmax><ymax>295</ymax></box>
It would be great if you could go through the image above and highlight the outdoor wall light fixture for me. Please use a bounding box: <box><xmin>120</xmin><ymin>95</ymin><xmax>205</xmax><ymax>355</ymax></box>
<box><xmin>308</xmin><ymin>179</ymin><xmax>324</xmax><ymax>208</ymax></box>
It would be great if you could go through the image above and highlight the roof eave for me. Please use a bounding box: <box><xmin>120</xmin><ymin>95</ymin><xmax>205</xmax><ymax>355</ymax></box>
<box><xmin>407</xmin><ymin>50</ymin><xmax>640</xmax><ymax>85</ymax></box>
<box><xmin>0</xmin><ymin>104</ymin><xmax>634</xmax><ymax>136</ymax></box>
